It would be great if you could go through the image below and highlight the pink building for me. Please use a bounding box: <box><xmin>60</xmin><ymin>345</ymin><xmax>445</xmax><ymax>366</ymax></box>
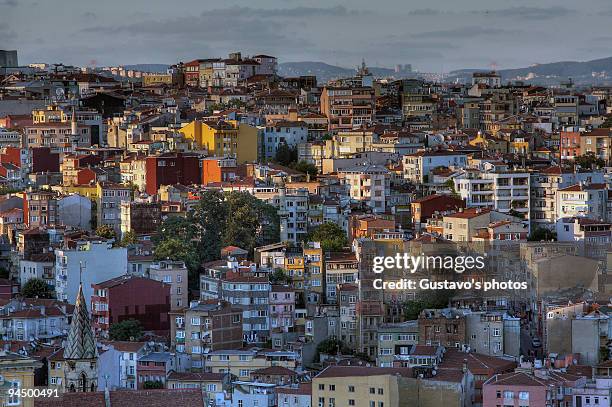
<box><xmin>483</xmin><ymin>370</ymin><xmax>586</xmax><ymax>407</ymax></box>
<box><xmin>269</xmin><ymin>285</ymin><xmax>294</xmax><ymax>333</ymax></box>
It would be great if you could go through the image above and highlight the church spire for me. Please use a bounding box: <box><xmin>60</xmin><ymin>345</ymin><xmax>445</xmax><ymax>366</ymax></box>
<box><xmin>64</xmin><ymin>282</ymin><xmax>97</xmax><ymax>360</ymax></box>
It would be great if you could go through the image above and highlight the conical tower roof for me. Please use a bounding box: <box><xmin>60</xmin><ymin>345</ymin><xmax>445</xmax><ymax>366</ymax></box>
<box><xmin>64</xmin><ymin>284</ymin><xmax>97</xmax><ymax>360</ymax></box>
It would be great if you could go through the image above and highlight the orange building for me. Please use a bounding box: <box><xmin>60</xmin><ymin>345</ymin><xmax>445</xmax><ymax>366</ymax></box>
<box><xmin>560</xmin><ymin>131</ymin><xmax>581</xmax><ymax>161</ymax></box>
<box><xmin>201</xmin><ymin>156</ymin><xmax>238</xmax><ymax>185</ymax></box>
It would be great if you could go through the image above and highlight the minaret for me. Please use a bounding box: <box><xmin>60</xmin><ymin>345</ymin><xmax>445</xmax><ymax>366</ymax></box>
<box><xmin>63</xmin><ymin>264</ymin><xmax>98</xmax><ymax>392</ymax></box>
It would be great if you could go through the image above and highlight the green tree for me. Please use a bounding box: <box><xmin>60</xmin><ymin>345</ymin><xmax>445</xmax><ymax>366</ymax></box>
<box><xmin>108</xmin><ymin>319</ymin><xmax>143</xmax><ymax>341</ymax></box>
<box><xmin>528</xmin><ymin>227</ymin><xmax>557</xmax><ymax>242</ymax></box>
<box><xmin>269</xmin><ymin>268</ymin><xmax>291</xmax><ymax>285</ymax></box>
<box><xmin>316</xmin><ymin>338</ymin><xmax>351</xmax><ymax>355</ymax></box>
<box><xmin>305</xmin><ymin>222</ymin><xmax>347</xmax><ymax>252</ymax></box>
<box><xmin>191</xmin><ymin>190</ymin><xmax>228</xmax><ymax>264</ymax></box>
<box><xmin>95</xmin><ymin>225</ymin><xmax>116</xmax><ymax>240</ymax></box>
<box><xmin>402</xmin><ymin>290</ymin><xmax>455</xmax><ymax>320</ymax></box>
<box><xmin>223</xmin><ymin>191</ymin><xmax>279</xmax><ymax>254</ymax></box>
<box><xmin>21</xmin><ymin>278</ymin><xmax>54</xmax><ymax>299</ymax></box>
<box><xmin>274</xmin><ymin>142</ymin><xmax>298</xmax><ymax>166</ymax></box>
<box><xmin>119</xmin><ymin>230</ymin><xmax>138</xmax><ymax>247</ymax></box>
<box><xmin>292</xmin><ymin>160</ymin><xmax>318</xmax><ymax>178</ymax></box>
<box><xmin>574</xmin><ymin>152</ymin><xmax>606</xmax><ymax>169</ymax></box>
<box><xmin>143</xmin><ymin>381</ymin><xmax>164</xmax><ymax>389</ymax></box>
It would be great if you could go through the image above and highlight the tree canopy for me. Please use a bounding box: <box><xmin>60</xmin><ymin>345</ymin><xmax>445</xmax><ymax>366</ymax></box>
<box><xmin>153</xmin><ymin>190</ymin><xmax>280</xmax><ymax>288</ymax></box>
<box><xmin>403</xmin><ymin>290</ymin><xmax>455</xmax><ymax>320</ymax></box>
<box><xmin>108</xmin><ymin>319</ymin><xmax>143</xmax><ymax>341</ymax></box>
<box><xmin>293</xmin><ymin>160</ymin><xmax>318</xmax><ymax>178</ymax></box>
<box><xmin>95</xmin><ymin>225</ymin><xmax>116</xmax><ymax>240</ymax></box>
<box><xmin>119</xmin><ymin>230</ymin><xmax>138</xmax><ymax>247</ymax></box>
<box><xmin>305</xmin><ymin>222</ymin><xmax>347</xmax><ymax>252</ymax></box>
<box><xmin>274</xmin><ymin>142</ymin><xmax>298</xmax><ymax>166</ymax></box>
<box><xmin>574</xmin><ymin>152</ymin><xmax>606</xmax><ymax>169</ymax></box>
<box><xmin>21</xmin><ymin>278</ymin><xmax>54</xmax><ymax>299</ymax></box>
<box><xmin>528</xmin><ymin>226</ymin><xmax>557</xmax><ymax>242</ymax></box>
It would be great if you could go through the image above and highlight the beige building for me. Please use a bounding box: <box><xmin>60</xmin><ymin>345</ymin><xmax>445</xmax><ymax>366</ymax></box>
<box><xmin>312</xmin><ymin>365</ymin><xmax>469</xmax><ymax>407</ymax></box>
<box><xmin>205</xmin><ymin>349</ymin><xmax>299</xmax><ymax>381</ymax></box>
<box><xmin>0</xmin><ymin>351</ymin><xmax>42</xmax><ymax>407</ymax></box>
<box><xmin>149</xmin><ymin>260</ymin><xmax>188</xmax><ymax>310</ymax></box>
<box><xmin>442</xmin><ymin>208</ymin><xmax>492</xmax><ymax>242</ymax></box>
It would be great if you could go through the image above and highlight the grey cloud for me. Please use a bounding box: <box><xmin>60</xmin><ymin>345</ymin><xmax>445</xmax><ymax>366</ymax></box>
<box><xmin>82</xmin><ymin>12</ymin><xmax>313</xmax><ymax>53</ymax></box>
<box><xmin>475</xmin><ymin>6</ymin><xmax>573</xmax><ymax>20</ymax></box>
<box><xmin>0</xmin><ymin>0</ymin><xmax>17</xmax><ymax>6</ymax></box>
<box><xmin>205</xmin><ymin>5</ymin><xmax>364</xmax><ymax>18</ymax></box>
<box><xmin>412</xmin><ymin>27</ymin><xmax>513</xmax><ymax>39</ymax></box>
<box><xmin>407</xmin><ymin>8</ymin><xmax>442</xmax><ymax>16</ymax></box>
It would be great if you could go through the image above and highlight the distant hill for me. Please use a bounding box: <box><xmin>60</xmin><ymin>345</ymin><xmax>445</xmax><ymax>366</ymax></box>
<box><xmin>122</xmin><ymin>64</ymin><xmax>169</xmax><ymax>73</ymax></box>
<box><xmin>447</xmin><ymin>56</ymin><xmax>612</xmax><ymax>85</ymax></box>
<box><xmin>279</xmin><ymin>62</ymin><xmax>355</xmax><ymax>82</ymax></box>
<box><xmin>278</xmin><ymin>61</ymin><xmax>411</xmax><ymax>83</ymax></box>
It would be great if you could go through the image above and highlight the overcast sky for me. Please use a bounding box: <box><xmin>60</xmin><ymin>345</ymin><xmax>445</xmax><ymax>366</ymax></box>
<box><xmin>3</xmin><ymin>0</ymin><xmax>612</xmax><ymax>72</ymax></box>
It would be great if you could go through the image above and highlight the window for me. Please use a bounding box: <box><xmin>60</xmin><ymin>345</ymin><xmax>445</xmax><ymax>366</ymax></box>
<box><xmin>329</xmin><ymin>384</ymin><xmax>335</xmax><ymax>391</ymax></box>
<box><xmin>379</xmin><ymin>334</ymin><xmax>392</xmax><ymax>341</ymax></box>
<box><xmin>7</xmin><ymin>380</ymin><xmax>19</xmax><ymax>406</ymax></box>
<box><xmin>349</xmin><ymin>400</ymin><xmax>355</xmax><ymax>406</ymax></box>
<box><xmin>518</xmin><ymin>392</ymin><xmax>529</xmax><ymax>400</ymax></box>
<box><xmin>503</xmin><ymin>391</ymin><xmax>514</xmax><ymax>399</ymax></box>
<box><xmin>348</xmin><ymin>386</ymin><xmax>355</xmax><ymax>393</ymax></box>
<box><xmin>239</xmin><ymin>369</ymin><xmax>249</xmax><ymax>377</ymax></box>
<box><xmin>207</xmin><ymin>384</ymin><xmax>217</xmax><ymax>392</ymax></box>
<box><xmin>369</xmin><ymin>388</ymin><xmax>375</xmax><ymax>394</ymax></box>
<box><xmin>378</xmin><ymin>388</ymin><xmax>383</xmax><ymax>395</ymax></box>
<box><xmin>191</xmin><ymin>317</ymin><xmax>200</xmax><ymax>325</ymax></box>
<box><xmin>238</xmin><ymin>401</ymin><xmax>243</xmax><ymax>407</ymax></box>
<box><xmin>319</xmin><ymin>384</ymin><xmax>324</xmax><ymax>391</ymax></box>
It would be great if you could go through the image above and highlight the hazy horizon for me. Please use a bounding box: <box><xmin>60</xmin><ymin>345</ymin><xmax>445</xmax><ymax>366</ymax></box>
<box><xmin>3</xmin><ymin>0</ymin><xmax>612</xmax><ymax>72</ymax></box>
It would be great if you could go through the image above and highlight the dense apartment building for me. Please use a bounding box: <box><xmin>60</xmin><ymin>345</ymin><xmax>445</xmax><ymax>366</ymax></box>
<box><xmin>96</xmin><ymin>182</ymin><xmax>132</xmax><ymax>236</ymax></box>
<box><xmin>23</xmin><ymin>190</ymin><xmax>58</xmax><ymax>228</ymax></box>
<box><xmin>455</xmin><ymin>170</ymin><xmax>530</xmax><ymax>220</ymax></box>
<box><xmin>200</xmin><ymin>260</ymin><xmax>271</xmax><ymax>344</ymax></box>
<box><xmin>403</xmin><ymin>151</ymin><xmax>467</xmax><ymax>183</ymax></box>
<box><xmin>169</xmin><ymin>300</ymin><xmax>243</xmax><ymax>369</ymax></box>
<box><xmin>144</xmin><ymin>152</ymin><xmax>202</xmax><ymax>195</ymax></box>
<box><xmin>149</xmin><ymin>260</ymin><xmax>189</xmax><ymax>311</ymax></box>
<box><xmin>91</xmin><ymin>275</ymin><xmax>171</xmax><ymax>336</ymax></box>
<box><xmin>337</xmin><ymin>164</ymin><xmax>391</xmax><ymax>213</ymax></box>
<box><xmin>320</xmin><ymin>86</ymin><xmax>375</xmax><ymax>132</ymax></box>
<box><xmin>418</xmin><ymin>308</ymin><xmax>468</xmax><ymax>348</ymax></box>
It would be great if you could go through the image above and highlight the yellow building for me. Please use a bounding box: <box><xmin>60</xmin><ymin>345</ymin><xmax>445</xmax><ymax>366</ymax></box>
<box><xmin>285</xmin><ymin>253</ymin><xmax>305</xmax><ymax>299</ymax></box>
<box><xmin>313</xmin><ymin>365</ymin><xmax>466</xmax><ymax>407</ymax></box>
<box><xmin>59</xmin><ymin>184</ymin><xmax>99</xmax><ymax>199</ymax></box>
<box><xmin>47</xmin><ymin>349</ymin><xmax>65</xmax><ymax>392</ymax></box>
<box><xmin>303</xmin><ymin>242</ymin><xmax>324</xmax><ymax>303</ymax></box>
<box><xmin>179</xmin><ymin>120</ymin><xmax>259</xmax><ymax>163</ymax></box>
<box><xmin>142</xmin><ymin>73</ymin><xmax>180</xmax><ymax>86</ymax></box>
<box><xmin>0</xmin><ymin>351</ymin><xmax>43</xmax><ymax>407</ymax></box>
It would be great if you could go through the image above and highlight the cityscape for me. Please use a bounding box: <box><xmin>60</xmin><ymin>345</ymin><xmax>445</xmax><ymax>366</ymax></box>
<box><xmin>2</xmin><ymin>3</ymin><xmax>612</xmax><ymax>406</ymax></box>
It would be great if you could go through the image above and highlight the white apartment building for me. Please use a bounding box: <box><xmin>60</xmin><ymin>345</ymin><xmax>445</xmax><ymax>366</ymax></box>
<box><xmin>531</xmin><ymin>168</ymin><xmax>604</xmax><ymax>227</ymax></box>
<box><xmin>455</xmin><ymin>170</ymin><xmax>530</xmax><ymax>220</ymax></box>
<box><xmin>556</xmin><ymin>183</ymin><xmax>607</xmax><ymax>221</ymax></box>
<box><xmin>54</xmin><ymin>240</ymin><xmax>128</xmax><ymax>304</ymax></box>
<box><xmin>403</xmin><ymin>151</ymin><xmax>467</xmax><ymax>183</ymax></box>
<box><xmin>263</xmin><ymin>121</ymin><xmax>308</xmax><ymax>159</ymax></box>
<box><xmin>337</xmin><ymin>163</ymin><xmax>391</xmax><ymax>213</ymax></box>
